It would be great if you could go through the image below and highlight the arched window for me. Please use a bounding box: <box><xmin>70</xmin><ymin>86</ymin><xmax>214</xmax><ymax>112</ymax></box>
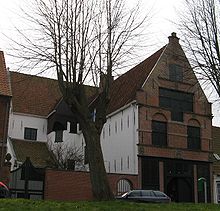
<box><xmin>187</xmin><ymin>119</ymin><xmax>201</xmax><ymax>150</ymax></box>
<box><xmin>152</xmin><ymin>120</ymin><xmax>167</xmax><ymax>147</ymax></box>
<box><xmin>117</xmin><ymin>179</ymin><xmax>132</xmax><ymax>196</ymax></box>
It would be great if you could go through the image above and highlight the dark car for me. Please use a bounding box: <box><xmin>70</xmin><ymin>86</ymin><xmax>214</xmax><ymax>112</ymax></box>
<box><xmin>116</xmin><ymin>190</ymin><xmax>171</xmax><ymax>203</ymax></box>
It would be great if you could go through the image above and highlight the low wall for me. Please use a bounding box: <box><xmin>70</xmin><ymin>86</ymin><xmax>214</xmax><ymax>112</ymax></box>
<box><xmin>44</xmin><ymin>169</ymin><xmax>138</xmax><ymax>201</ymax></box>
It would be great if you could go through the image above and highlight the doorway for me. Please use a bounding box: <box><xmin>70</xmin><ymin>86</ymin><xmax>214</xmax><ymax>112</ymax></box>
<box><xmin>167</xmin><ymin>177</ymin><xmax>192</xmax><ymax>202</ymax></box>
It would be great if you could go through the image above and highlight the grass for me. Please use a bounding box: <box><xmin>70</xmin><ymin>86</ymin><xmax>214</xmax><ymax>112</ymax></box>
<box><xmin>0</xmin><ymin>199</ymin><xmax>219</xmax><ymax>211</ymax></box>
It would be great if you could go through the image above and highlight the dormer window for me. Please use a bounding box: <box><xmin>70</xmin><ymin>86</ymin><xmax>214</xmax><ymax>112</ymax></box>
<box><xmin>169</xmin><ymin>64</ymin><xmax>183</xmax><ymax>82</ymax></box>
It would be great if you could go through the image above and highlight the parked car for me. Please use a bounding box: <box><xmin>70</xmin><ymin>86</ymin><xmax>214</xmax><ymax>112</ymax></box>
<box><xmin>116</xmin><ymin>190</ymin><xmax>171</xmax><ymax>203</ymax></box>
<box><xmin>0</xmin><ymin>182</ymin><xmax>10</xmax><ymax>198</ymax></box>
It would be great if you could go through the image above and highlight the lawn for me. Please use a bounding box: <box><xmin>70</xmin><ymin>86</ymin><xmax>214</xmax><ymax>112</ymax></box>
<box><xmin>0</xmin><ymin>199</ymin><xmax>219</xmax><ymax>211</ymax></box>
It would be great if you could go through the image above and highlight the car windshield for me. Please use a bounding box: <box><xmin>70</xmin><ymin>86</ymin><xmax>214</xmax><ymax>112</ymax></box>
<box><xmin>154</xmin><ymin>191</ymin><xmax>167</xmax><ymax>197</ymax></box>
<box><xmin>129</xmin><ymin>190</ymin><xmax>141</xmax><ymax>197</ymax></box>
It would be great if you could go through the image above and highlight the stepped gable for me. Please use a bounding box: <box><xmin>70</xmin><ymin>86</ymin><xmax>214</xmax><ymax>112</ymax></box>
<box><xmin>108</xmin><ymin>46</ymin><xmax>165</xmax><ymax>114</ymax></box>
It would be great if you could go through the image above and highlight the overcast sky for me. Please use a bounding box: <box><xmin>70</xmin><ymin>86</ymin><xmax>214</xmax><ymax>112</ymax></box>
<box><xmin>0</xmin><ymin>0</ymin><xmax>219</xmax><ymax>126</ymax></box>
<box><xmin>0</xmin><ymin>0</ymin><xmax>183</xmax><ymax>51</ymax></box>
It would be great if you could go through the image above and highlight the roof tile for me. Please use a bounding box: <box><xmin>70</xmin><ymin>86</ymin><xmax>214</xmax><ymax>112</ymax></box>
<box><xmin>11</xmin><ymin>139</ymin><xmax>57</xmax><ymax>168</ymax></box>
<box><xmin>0</xmin><ymin>51</ymin><xmax>11</xmax><ymax>97</ymax></box>
<box><xmin>10</xmin><ymin>46</ymin><xmax>165</xmax><ymax>116</ymax></box>
<box><xmin>10</xmin><ymin>72</ymin><xmax>62</xmax><ymax>116</ymax></box>
<box><xmin>107</xmin><ymin>46</ymin><xmax>165</xmax><ymax>113</ymax></box>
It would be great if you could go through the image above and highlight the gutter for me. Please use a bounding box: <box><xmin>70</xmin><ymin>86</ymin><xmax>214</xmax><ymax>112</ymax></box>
<box><xmin>106</xmin><ymin>100</ymin><xmax>136</xmax><ymax>118</ymax></box>
<box><xmin>13</xmin><ymin>112</ymin><xmax>47</xmax><ymax>119</ymax></box>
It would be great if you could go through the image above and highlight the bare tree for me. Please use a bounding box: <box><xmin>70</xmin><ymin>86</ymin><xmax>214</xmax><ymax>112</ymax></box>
<box><xmin>9</xmin><ymin>0</ymin><xmax>148</xmax><ymax>200</ymax></box>
<box><xmin>179</xmin><ymin>0</ymin><xmax>220</xmax><ymax>99</ymax></box>
<box><xmin>47</xmin><ymin>140</ymin><xmax>87</xmax><ymax>171</ymax></box>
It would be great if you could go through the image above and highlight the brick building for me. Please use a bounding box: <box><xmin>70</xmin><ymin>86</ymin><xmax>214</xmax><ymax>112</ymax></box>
<box><xmin>0</xmin><ymin>33</ymin><xmax>214</xmax><ymax>202</ymax></box>
<box><xmin>0</xmin><ymin>51</ymin><xmax>11</xmax><ymax>183</ymax></box>
<box><xmin>135</xmin><ymin>33</ymin><xmax>212</xmax><ymax>202</ymax></box>
<box><xmin>101</xmin><ymin>32</ymin><xmax>212</xmax><ymax>202</ymax></box>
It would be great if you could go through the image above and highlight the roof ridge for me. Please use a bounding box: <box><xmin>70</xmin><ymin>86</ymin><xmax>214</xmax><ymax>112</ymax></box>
<box><xmin>10</xmin><ymin>71</ymin><xmax>58</xmax><ymax>82</ymax></box>
<box><xmin>10</xmin><ymin>71</ymin><xmax>99</xmax><ymax>90</ymax></box>
<box><xmin>113</xmin><ymin>46</ymin><xmax>166</xmax><ymax>83</ymax></box>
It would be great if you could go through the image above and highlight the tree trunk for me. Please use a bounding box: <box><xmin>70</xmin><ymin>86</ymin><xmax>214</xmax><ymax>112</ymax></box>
<box><xmin>82</xmin><ymin>121</ymin><xmax>114</xmax><ymax>200</ymax></box>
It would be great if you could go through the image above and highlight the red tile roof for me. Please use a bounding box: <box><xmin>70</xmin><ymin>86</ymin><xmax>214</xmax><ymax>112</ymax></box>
<box><xmin>9</xmin><ymin>46</ymin><xmax>165</xmax><ymax>116</ymax></box>
<box><xmin>10</xmin><ymin>72</ymin><xmax>98</xmax><ymax>116</ymax></box>
<box><xmin>10</xmin><ymin>72</ymin><xmax>62</xmax><ymax>116</ymax></box>
<box><xmin>107</xmin><ymin>46</ymin><xmax>165</xmax><ymax>114</ymax></box>
<box><xmin>0</xmin><ymin>51</ymin><xmax>11</xmax><ymax>97</ymax></box>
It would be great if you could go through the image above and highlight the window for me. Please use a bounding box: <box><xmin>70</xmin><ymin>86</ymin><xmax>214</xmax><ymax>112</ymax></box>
<box><xmin>127</xmin><ymin>116</ymin><xmax>130</xmax><ymax>128</ymax></box>
<box><xmin>109</xmin><ymin>124</ymin><xmax>111</xmax><ymax>136</ymax></box>
<box><xmin>24</xmin><ymin>127</ymin><xmax>37</xmax><ymax>140</ymax></box>
<box><xmin>115</xmin><ymin>122</ymin><xmax>117</xmax><ymax>133</ymax></box>
<box><xmin>152</xmin><ymin>121</ymin><xmax>167</xmax><ymax>147</ymax></box>
<box><xmin>169</xmin><ymin>64</ymin><xmax>183</xmax><ymax>82</ymax></box>
<box><xmin>117</xmin><ymin>179</ymin><xmax>132</xmax><ymax>196</ymax></box>
<box><xmin>67</xmin><ymin>159</ymin><xmax>75</xmax><ymax>170</ymax></box>
<box><xmin>103</xmin><ymin>127</ymin><xmax>105</xmax><ymax>139</ymax></box>
<box><xmin>187</xmin><ymin>126</ymin><xmax>200</xmax><ymax>150</ymax></box>
<box><xmin>159</xmin><ymin>88</ymin><xmax>193</xmax><ymax>122</ymax></box>
<box><xmin>55</xmin><ymin>130</ymin><xmax>63</xmax><ymax>143</ymax></box>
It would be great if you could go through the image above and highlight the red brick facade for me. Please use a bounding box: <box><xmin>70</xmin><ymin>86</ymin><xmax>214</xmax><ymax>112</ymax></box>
<box><xmin>44</xmin><ymin>169</ymin><xmax>138</xmax><ymax>201</ymax></box>
<box><xmin>0</xmin><ymin>51</ymin><xmax>11</xmax><ymax>169</ymax></box>
<box><xmin>136</xmin><ymin>33</ymin><xmax>213</xmax><ymax>202</ymax></box>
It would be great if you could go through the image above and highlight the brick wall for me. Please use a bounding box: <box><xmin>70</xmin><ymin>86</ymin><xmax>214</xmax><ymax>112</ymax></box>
<box><xmin>0</xmin><ymin>165</ymin><xmax>11</xmax><ymax>185</ymax></box>
<box><xmin>44</xmin><ymin>169</ymin><xmax>138</xmax><ymax>201</ymax></box>
<box><xmin>0</xmin><ymin>96</ymin><xmax>10</xmax><ymax>167</ymax></box>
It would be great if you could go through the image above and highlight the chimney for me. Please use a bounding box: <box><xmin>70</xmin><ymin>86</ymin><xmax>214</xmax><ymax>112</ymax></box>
<box><xmin>168</xmin><ymin>32</ymin><xmax>179</xmax><ymax>44</ymax></box>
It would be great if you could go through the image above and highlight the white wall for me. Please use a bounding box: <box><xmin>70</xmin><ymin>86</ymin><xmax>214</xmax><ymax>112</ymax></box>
<box><xmin>101</xmin><ymin>103</ymin><xmax>138</xmax><ymax>175</ymax></box>
<box><xmin>47</xmin><ymin>122</ymin><xmax>83</xmax><ymax>148</ymax></box>
<box><xmin>47</xmin><ymin>123</ymin><xmax>88</xmax><ymax>171</ymax></box>
<box><xmin>7</xmin><ymin>112</ymin><xmax>48</xmax><ymax>170</ymax></box>
<box><xmin>8</xmin><ymin>113</ymin><xmax>48</xmax><ymax>141</ymax></box>
<box><xmin>7</xmin><ymin>104</ymin><xmax>139</xmax><ymax>175</ymax></box>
